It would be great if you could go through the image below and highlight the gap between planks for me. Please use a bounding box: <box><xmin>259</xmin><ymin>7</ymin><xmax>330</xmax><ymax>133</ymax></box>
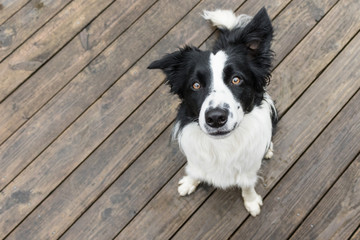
<box><xmin>289</xmin><ymin>152</ymin><xmax>360</xmax><ymax>240</ymax></box>
<box><xmin>0</xmin><ymin>0</ymin><xmax>117</xmax><ymax>102</ymax></box>
<box><xmin>0</xmin><ymin>0</ymin><xmax>160</xmax><ymax>146</ymax></box>
<box><xmin>0</xmin><ymin>0</ymin><xmax>29</xmax><ymax>25</ymax></box>
<box><xmin>4</xmin><ymin>0</ymin><xmax>249</xmax><ymax>238</ymax></box>
<box><xmin>2</xmin><ymin>0</ymin><xmax>358</xmax><ymax>237</ymax></box>
<box><xmin>0</xmin><ymin>0</ymin><xmax>203</xmax><ymax>238</ymax></box>
<box><xmin>0</xmin><ymin>0</ymin><xmax>73</xmax><ymax>63</ymax></box>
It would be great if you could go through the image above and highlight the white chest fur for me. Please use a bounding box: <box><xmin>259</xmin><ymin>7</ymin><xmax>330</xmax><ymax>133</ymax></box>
<box><xmin>177</xmin><ymin>97</ymin><xmax>274</xmax><ymax>189</ymax></box>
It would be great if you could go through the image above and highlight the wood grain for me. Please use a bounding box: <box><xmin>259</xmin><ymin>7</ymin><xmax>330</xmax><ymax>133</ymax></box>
<box><xmin>0</xmin><ymin>0</ymin><xmax>28</xmax><ymax>25</ymax></box>
<box><xmin>231</xmin><ymin>91</ymin><xmax>360</xmax><ymax>240</ymax></box>
<box><xmin>7</xmin><ymin>86</ymin><xmax>179</xmax><ymax>239</ymax></box>
<box><xmin>0</xmin><ymin>0</ymin><xmax>357</xmax><ymax>238</ymax></box>
<box><xmin>59</xmin><ymin>126</ymin><xmax>186</xmax><ymax>240</ymax></box>
<box><xmin>132</xmin><ymin>28</ymin><xmax>360</xmax><ymax>240</ymax></box>
<box><xmin>6</xmin><ymin>0</ymin><xmax>245</xmax><ymax>238</ymax></box>
<box><xmin>350</xmin><ymin>227</ymin><xmax>360</xmax><ymax>240</ymax></box>
<box><xmin>270</xmin><ymin>0</ymin><xmax>337</xmax><ymax>67</ymax></box>
<box><xmin>290</xmin><ymin>155</ymin><xmax>360</xmax><ymax>240</ymax></box>
<box><xmin>0</xmin><ymin>0</ymin><xmax>199</xmax><ymax>237</ymax></box>
<box><xmin>269</xmin><ymin>0</ymin><xmax>360</xmax><ymax>116</ymax></box>
<box><xmin>0</xmin><ymin>0</ymin><xmax>71</xmax><ymax>61</ymax></box>
<box><xmin>117</xmin><ymin>169</ymin><xmax>214</xmax><ymax>240</ymax></box>
<box><xmin>0</xmin><ymin>0</ymin><xmax>156</xmax><ymax>144</ymax></box>
<box><xmin>0</xmin><ymin>0</ymin><xmax>197</xmax><ymax>190</ymax></box>
<box><xmin>63</xmin><ymin>0</ymin><xmax>293</xmax><ymax>238</ymax></box>
<box><xmin>0</xmin><ymin>0</ymin><xmax>115</xmax><ymax>101</ymax></box>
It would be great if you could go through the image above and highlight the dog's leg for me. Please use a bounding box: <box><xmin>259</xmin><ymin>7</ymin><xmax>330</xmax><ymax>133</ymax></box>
<box><xmin>241</xmin><ymin>186</ymin><xmax>263</xmax><ymax>217</ymax></box>
<box><xmin>264</xmin><ymin>141</ymin><xmax>274</xmax><ymax>159</ymax></box>
<box><xmin>178</xmin><ymin>175</ymin><xmax>200</xmax><ymax>196</ymax></box>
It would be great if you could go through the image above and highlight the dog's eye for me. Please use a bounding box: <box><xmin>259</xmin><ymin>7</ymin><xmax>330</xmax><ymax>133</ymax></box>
<box><xmin>231</xmin><ymin>76</ymin><xmax>242</xmax><ymax>85</ymax></box>
<box><xmin>192</xmin><ymin>82</ymin><xmax>201</xmax><ymax>90</ymax></box>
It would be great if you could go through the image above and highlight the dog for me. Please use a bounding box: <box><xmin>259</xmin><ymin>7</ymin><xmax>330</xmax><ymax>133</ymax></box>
<box><xmin>148</xmin><ymin>7</ymin><xmax>277</xmax><ymax>217</ymax></box>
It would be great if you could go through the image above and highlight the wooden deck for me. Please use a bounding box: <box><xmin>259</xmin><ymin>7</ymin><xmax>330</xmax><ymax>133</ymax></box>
<box><xmin>0</xmin><ymin>0</ymin><xmax>359</xmax><ymax>239</ymax></box>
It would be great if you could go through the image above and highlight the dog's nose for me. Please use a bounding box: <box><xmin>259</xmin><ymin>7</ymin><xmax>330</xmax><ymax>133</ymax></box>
<box><xmin>205</xmin><ymin>108</ymin><xmax>228</xmax><ymax>128</ymax></box>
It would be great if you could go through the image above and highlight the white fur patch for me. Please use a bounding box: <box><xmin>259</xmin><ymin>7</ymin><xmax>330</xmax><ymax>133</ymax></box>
<box><xmin>242</xmin><ymin>187</ymin><xmax>263</xmax><ymax>217</ymax></box>
<box><xmin>178</xmin><ymin>176</ymin><xmax>200</xmax><ymax>196</ymax></box>
<box><xmin>177</xmin><ymin>94</ymin><xmax>274</xmax><ymax>189</ymax></box>
<box><xmin>264</xmin><ymin>141</ymin><xmax>274</xmax><ymax>159</ymax></box>
<box><xmin>203</xmin><ymin>9</ymin><xmax>252</xmax><ymax>30</ymax></box>
<box><xmin>199</xmin><ymin>51</ymin><xmax>243</xmax><ymax>135</ymax></box>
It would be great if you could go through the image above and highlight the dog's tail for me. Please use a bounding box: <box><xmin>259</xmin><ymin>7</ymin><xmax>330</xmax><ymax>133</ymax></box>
<box><xmin>202</xmin><ymin>9</ymin><xmax>252</xmax><ymax>31</ymax></box>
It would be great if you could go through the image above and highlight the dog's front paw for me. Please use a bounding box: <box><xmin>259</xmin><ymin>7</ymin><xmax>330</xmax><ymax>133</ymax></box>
<box><xmin>264</xmin><ymin>142</ymin><xmax>274</xmax><ymax>160</ymax></box>
<box><xmin>264</xmin><ymin>149</ymin><xmax>273</xmax><ymax>159</ymax></box>
<box><xmin>244</xmin><ymin>194</ymin><xmax>263</xmax><ymax>217</ymax></box>
<box><xmin>178</xmin><ymin>176</ymin><xmax>200</xmax><ymax>196</ymax></box>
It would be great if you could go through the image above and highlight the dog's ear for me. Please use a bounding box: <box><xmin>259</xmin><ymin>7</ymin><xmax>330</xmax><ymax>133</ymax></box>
<box><xmin>241</xmin><ymin>7</ymin><xmax>273</xmax><ymax>54</ymax></box>
<box><xmin>148</xmin><ymin>46</ymin><xmax>199</xmax><ymax>98</ymax></box>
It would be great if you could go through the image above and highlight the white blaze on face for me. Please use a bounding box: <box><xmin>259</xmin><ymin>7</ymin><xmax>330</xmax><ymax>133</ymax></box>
<box><xmin>199</xmin><ymin>50</ymin><xmax>244</xmax><ymax>135</ymax></box>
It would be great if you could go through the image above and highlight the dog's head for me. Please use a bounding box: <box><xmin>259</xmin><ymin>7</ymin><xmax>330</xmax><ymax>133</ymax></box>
<box><xmin>148</xmin><ymin>8</ymin><xmax>273</xmax><ymax>137</ymax></box>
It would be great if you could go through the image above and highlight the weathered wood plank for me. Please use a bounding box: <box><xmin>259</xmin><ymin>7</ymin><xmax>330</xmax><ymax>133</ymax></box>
<box><xmin>0</xmin><ymin>0</ymin><xmax>358</xmax><ymax>238</ymax></box>
<box><xmin>116</xmin><ymin>166</ymin><xmax>212</xmax><ymax>240</ymax></box>
<box><xmin>124</xmin><ymin>27</ymin><xmax>360</xmax><ymax>240</ymax></box>
<box><xmin>290</xmin><ymin>154</ymin><xmax>360</xmax><ymax>240</ymax></box>
<box><xmin>117</xmin><ymin>170</ymin><xmax>213</xmax><ymax>240</ymax></box>
<box><xmin>350</xmin><ymin>227</ymin><xmax>360</xmax><ymax>240</ymax></box>
<box><xmin>0</xmin><ymin>0</ymin><xmax>115</xmax><ymax>102</ymax></box>
<box><xmin>0</xmin><ymin>0</ymin><xmax>157</xmax><ymax>144</ymax></box>
<box><xmin>60</xmin><ymin>0</ymin><xmax>293</xmax><ymax>239</ymax></box>
<box><xmin>0</xmin><ymin>0</ymin><xmax>196</xmax><ymax>190</ymax></box>
<box><xmin>6</xmin><ymin>0</ymin><xmax>245</xmax><ymax>238</ymax></box>
<box><xmin>269</xmin><ymin>0</ymin><xmax>333</xmax><ymax>67</ymax></box>
<box><xmin>0</xmin><ymin>0</ymin><xmax>199</xmax><ymax>237</ymax></box>
<box><xmin>269</xmin><ymin>0</ymin><xmax>360</xmax><ymax>115</ymax></box>
<box><xmin>59</xmin><ymin>126</ymin><xmax>185</xmax><ymax>240</ymax></box>
<box><xmin>0</xmin><ymin>0</ymin><xmax>28</xmax><ymax>25</ymax></box>
<box><xmin>230</xmin><ymin>92</ymin><xmax>360</xmax><ymax>240</ymax></box>
<box><xmin>0</xmin><ymin>0</ymin><xmax>72</xmax><ymax>62</ymax></box>
<box><xmin>7</xmin><ymin>86</ymin><xmax>179</xmax><ymax>239</ymax></box>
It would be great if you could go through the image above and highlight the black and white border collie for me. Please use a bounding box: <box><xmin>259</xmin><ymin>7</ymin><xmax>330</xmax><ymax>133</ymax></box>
<box><xmin>148</xmin><ymin>8</ymin><xmax>277</xmax><ymax>217</ymax></box>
